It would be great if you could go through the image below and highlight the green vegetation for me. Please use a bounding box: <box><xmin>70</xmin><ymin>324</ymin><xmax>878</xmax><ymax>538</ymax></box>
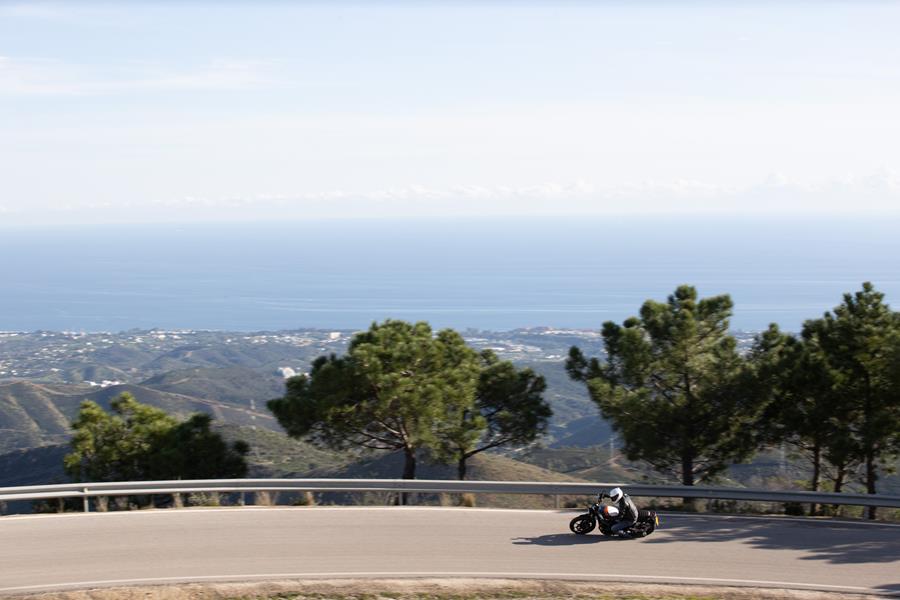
<box><xmin>567</xmin><ymin>282</ymin><xmax>900</xmax><ymax>517</ymax></box>
<box><xmin>268</xmin><ymin>321</ymin><xmax>552</xmax><ymax>497</ymax></box>
<box><xmin>436</xmin><ymin>350</ymin><xmax>551</xmax><ymax>480</ymax></box>
<box><xmin>566</xmin><ymin>286</ymin><xmax>764</xmax><ymax>499</ymax></box>
<box><xmin>808</xmin><ymin>283</ymin><xmax>900</xmax><ymax>519</ymax></box>
<box><xmin>755</xmin><ymin>283</ymin><xmax>900</xmax><ymax>517</ymax></box>
<box><xmin>268</xmin><ymin>321</ymin><xmax>483</xmax><ymax>490</ymax></box>
<box><xmin>64</xmin><ymin>392</ymin><xmax>248</xmax><ymax>482</ymax></box>
<box><xmin>749</xmin><ymin>324</ymin><xmax>856</xmax><ymax>510</ymax></box>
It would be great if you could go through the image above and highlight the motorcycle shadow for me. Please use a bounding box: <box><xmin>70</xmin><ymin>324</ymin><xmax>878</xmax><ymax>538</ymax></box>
<box><xmin>512</xmin><ymin>533</ymin><xmax>625</xmax><ymax>546</ymax></box>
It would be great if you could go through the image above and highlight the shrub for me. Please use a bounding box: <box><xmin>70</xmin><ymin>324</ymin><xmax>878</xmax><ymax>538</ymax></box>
<box><xmin>459</xmin><ymin>493</ymin><xmax>477</xmax><ymax>507</ymax></box>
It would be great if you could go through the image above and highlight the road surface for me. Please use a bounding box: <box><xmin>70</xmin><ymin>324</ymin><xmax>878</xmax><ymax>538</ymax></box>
<box><xmin>0</xmin><ymin>507</ymin><xmax>898</xmax><ymax>595</ymax></box>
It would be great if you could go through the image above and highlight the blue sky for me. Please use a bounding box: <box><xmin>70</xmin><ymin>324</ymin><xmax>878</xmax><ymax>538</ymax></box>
<box><xmin>2</xmin><ymin>1</ymin><xmax>899</xmax><ymax>224</ymax></box>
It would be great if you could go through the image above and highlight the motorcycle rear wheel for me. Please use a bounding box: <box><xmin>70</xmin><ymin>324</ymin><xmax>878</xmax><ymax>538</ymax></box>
<box><xmin>569</xmin><ymin>514</ymin><xmax>596</xmax><ymax>535</ymax></box>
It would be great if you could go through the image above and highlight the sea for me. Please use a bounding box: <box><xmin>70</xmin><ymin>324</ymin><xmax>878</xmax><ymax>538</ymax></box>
<box><xmin>1</xmin><ymin>216</ymin><xmax>898</xmax><ymax>333</ymax></box>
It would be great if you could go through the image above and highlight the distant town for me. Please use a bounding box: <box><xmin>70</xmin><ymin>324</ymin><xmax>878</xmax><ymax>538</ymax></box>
<box><xmin>0</xmin><ymin>327</ymin><xmax>760</xmax><ymax>385</ymax></box>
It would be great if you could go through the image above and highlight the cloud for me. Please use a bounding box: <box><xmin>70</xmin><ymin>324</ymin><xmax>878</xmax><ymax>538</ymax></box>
<box><xmin>0</xmin><ymin>57</ymin><xmax>279</xmax><ymax>97</ymax></box>
<box><xmin>3</xmin><ymin>171</ymin><xmax>898</xmax><ymax>226</ymax></box>
<box><xmin>86</xmin><ymin>172</ymin><xmax>900</xmax><ymax>219</ymax></box>
<box><xmin>0</xmin><ymin>3</ymin><xmax>67</xmax><ymax>20</ymax></box>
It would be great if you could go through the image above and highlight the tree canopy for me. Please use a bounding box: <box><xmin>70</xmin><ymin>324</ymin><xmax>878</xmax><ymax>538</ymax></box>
<box><xmin>800</xmin><ymin>282</ymin><xmax>900</xmax><ymax>518</ymax></box>
<box><xmin>268</xmin><ymin>320</ymin><xmax>552</xmax><ymax>494</ymax></box>
<box><xmin>436</xmin><ymin>350</ymin><xmax>551</xmax><ymax>480</ymax></box>
<box><xmin>567</xmin><ymin>285</ymin><xmax>764</xmax><ymax>491</ymax></box>
<box><xmin>268</xmin><ymin>320</ymin><xmax>483</xmax><ymax>489</ymax></box>
<box><xmin>748</xmin><ymin>324</ymin><xmax>858</xmax><ymax>513</ymax></box>
<box><xmin>64</xmin><ymin>392</ymin><xmax>248</xmax><ymax>483</ymax></box>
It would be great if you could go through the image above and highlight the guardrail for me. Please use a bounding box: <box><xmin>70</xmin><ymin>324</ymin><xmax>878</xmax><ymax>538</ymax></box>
<box><xmin>2</xmin><ymin>479</ymin><xmax>900</xmax><ymax>512</ymax></box>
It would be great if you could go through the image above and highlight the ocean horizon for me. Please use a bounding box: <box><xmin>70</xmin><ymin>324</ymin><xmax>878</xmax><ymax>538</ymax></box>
<box><xmin>3</xmin><ymin>215</ymin><xmax>898</xmax><ymax>333</ymax></box>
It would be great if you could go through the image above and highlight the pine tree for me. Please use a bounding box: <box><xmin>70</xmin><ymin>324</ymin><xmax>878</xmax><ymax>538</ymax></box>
<box><xmin>567</xmin><ymin>285</ymin><xmax>764</xmax><ymax>503</ymax></box>
<box><xmin>436</xmin><ymin>350</ymin><xmax>551</xmax><ymax>480</ymax></box>
<box><xmin>803</xmin><ymin>283</ymin><xmax>900</xmax><ymax>519</ymax></box>
<box><xmin>268</xmin><ymin>320</ymin><xmax>482</xmax><ymax>502</ymax></box>
<box><xmin>65</xmin><ymin>392</ymin><xmax>248</xmax><ymax>484</ymax></box>
<box><xmin>750</xmin><ymin>325</ymin><xmax>857</xmax><ymax>514</ymax></box>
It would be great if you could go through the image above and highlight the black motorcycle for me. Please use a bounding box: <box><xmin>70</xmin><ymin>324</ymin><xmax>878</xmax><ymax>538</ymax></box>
<box><xmin>568</xmin><ymin>499</ymin><xmax>659</xmax><ymax>538</ymax></box>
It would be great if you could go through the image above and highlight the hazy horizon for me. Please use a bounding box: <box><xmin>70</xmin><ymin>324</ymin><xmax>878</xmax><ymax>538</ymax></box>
<box><xmin>3</xmin><ymin>1</ymin><xmax>900</xmax><ymax>225</ymax></box>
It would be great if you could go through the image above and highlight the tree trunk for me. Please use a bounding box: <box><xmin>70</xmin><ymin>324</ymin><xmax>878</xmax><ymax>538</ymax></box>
<box><xmin>833</xmin><ymin>466</ymin><xmax>844</xmax><ymax>493</ymax></box>
<box><xmin>402</xmin><ymin>447</ymin><xmax>416</xmax><ymax>479</ymax></box>
<box><xmin>681</xmin><ymin>451</ymin><xmax>696</xmax><ymax>510</ymax></box>
<box><xmin>809</xmin><ymin>442</ymin><xmax>821</xmax><ymax>516</ymax></box>
<box><xmin>681</xmin><ymin>388</ymin><xmax>697</xmax><ymax>510</ymax></box>
<box><xmin>832</xmin><ymin>464</ymin><xmax>845</xmax><ymax>516</ymax></box>
<box><xmin>397</xmin><ymin>447</ymin><xmax>417</xmax><ymax>506</ymax></box>
<box><xmin>865</xmin><ymin>451</ymin><xmax>878</xmax><ymax>520</ymax></box>
<box><xmin>862</xmin><ymin>382</ymin><xmax>877</xmax><ymax>520</ymax></box>
<box><xmin>457</xmin><ymin>456</ymin><xmax>467</xmax><ymax>481</ymax></box>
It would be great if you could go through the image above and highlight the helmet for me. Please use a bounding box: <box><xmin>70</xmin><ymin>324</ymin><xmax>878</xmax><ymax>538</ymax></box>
<box><xmin>609</xmin><ymin>487</ymin><xmax>624</xmax><ymax>503</ymax></box>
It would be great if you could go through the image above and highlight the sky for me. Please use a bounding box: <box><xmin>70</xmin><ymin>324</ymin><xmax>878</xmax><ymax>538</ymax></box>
<box><xmin>2</xmin><ymin>1</ymin><xmax>900</xmax><ymax>225</ymax></box>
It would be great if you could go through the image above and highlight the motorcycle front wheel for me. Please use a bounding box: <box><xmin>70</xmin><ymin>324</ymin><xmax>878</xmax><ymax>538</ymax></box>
<box><xmin>569</xmin><ymin>514</ymin><xmax>596</xmax><ymax>535</ymax></box>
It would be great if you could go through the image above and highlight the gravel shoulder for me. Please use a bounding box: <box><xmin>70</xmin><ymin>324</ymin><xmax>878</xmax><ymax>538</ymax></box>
<box><xmin>10</xmin><ymin>579</ymin><xmax>889</xmax><ymax>600</ymax></box>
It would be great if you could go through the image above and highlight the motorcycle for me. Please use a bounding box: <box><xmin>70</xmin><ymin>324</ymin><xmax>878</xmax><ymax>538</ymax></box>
<box><xmin>569</xmin><ymin>499</ymin><xmax>659</xmax><ymax>538</ymax></box>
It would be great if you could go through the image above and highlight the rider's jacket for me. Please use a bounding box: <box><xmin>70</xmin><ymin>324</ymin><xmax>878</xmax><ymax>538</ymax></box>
<box><xmin>616</xmin><ymin>493</ymin><xmax>639</xmax><ymax>524</ymax></box>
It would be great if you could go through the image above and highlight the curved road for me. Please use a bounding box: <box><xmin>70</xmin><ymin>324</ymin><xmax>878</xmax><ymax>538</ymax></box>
<box><xmin>0</xmin><ymin>507</ymin><xmax>898</xmax><ymax>596</ymax></box>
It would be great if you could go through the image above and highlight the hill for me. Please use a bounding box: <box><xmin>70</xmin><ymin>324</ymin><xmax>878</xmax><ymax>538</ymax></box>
<box><xmin>307</xmin><ymin>450</ymin><xmax>592</xmax><ymax>509</ymax></box>
<box><xmin>0</xmin><ymin>444</ymin><xmax>69</xmax><ymax>487</ymax></box>
<box><xmin>140</xmin><ymin>366</ymin><xmax>286</xmax><ymax>408</ymax></box>
<box><xmin>0</xmin><ymin>328</ymin><xmax>615</xmax><ymax>463</ymax></box>
<box><xmin>516</xmin><ymin>360</ymin><xmax>597</xmax><ymax>429</ymax></box>
<box><xmin>546</xmin><ymin>414</ymin><xmax>612</xmax><ymax>448</ymax></box>
<box><xmin>0</xmin><ymin>379</ymin><xmax>285</xmax><ymax>456</ymax></box>
<box><xmin>216</xmin><ymin>424</ymin><xmax>348</xmax><ymax>477</ymax></box>
<box><xmin>0</xmin><ymin>382</ymin><xmax>72</xmax><ymax>453</ymax></box>
<box><xmin>142</xmin><ymin>342</ymin><xmax>309</xmax><ymax>374</ymax></box>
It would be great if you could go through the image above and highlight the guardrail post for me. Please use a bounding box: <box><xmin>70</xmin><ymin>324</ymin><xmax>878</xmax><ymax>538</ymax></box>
<box><xmin>554</xmin><ymin>495</ymin><xmax>560</xmax><ymax>509</ymax></box>
<box><xmin>83</xmin><ymin>488</ymin><xmax>90</xmax><ymax>513</ymax></box>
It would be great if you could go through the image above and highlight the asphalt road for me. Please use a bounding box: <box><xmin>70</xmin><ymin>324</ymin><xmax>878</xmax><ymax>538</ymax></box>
<box><xmin>0</xmin><ymin>507</ymin><xmax>898</xmax><ymax>596</ymax></box>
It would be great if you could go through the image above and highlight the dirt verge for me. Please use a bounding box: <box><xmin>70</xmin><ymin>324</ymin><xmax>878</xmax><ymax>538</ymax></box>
<box><xmin>10</xmin><ymin>578</ymin><xmax>885</xmax><ymax>600</ymax></box>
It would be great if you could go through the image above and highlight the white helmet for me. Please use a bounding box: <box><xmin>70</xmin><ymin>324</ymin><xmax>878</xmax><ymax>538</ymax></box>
<box><xmin>609</xmin><ymin>487</ymin><xmax>624</xmax><ymax>503</ymax></box>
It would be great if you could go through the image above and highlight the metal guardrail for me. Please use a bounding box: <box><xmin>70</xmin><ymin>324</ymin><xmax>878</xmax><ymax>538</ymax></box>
<box><xmin>2</xmin><ymin>479</ymin><xmax>899</xmax><ymax>512</ymax></box>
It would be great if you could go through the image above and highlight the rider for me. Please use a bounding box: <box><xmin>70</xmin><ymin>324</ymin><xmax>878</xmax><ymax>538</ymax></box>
<box><xmin>604</xmin><ymin>487</ymin><xmax>638</xmax><ymax>535</ymax></box>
